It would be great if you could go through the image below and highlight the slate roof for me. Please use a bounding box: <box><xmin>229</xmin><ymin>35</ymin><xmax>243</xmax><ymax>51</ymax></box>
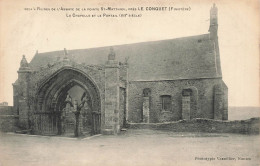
<box><xmin>29</xmin><ymin>33</ymin><xmax>221</xmax><ymax>81</ymax></box>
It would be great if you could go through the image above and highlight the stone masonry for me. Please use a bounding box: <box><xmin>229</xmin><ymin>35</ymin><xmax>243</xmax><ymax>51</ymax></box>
<box><xmin>11</xmin><ymin>4</ymin><xmax>228</xmax><ymax>135</ymax></box>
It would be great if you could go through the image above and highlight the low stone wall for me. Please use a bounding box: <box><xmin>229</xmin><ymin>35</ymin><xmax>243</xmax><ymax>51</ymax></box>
<box><xmin>128</xmin><ymin>118</ymin><xmax>260</xmax><ymax>134</ymax></box>
<box><xmin>0</xmin><ymin>115</ymin><xmax>19</xmax><ymax>132</ymax></box>
<box><xmin>0</xmin><ymin>106</ymin><xmax>16</xmax><ymax>115</ymax></box>
<box><xmin>0</xmin><ymin>106</ymin><xmax>19</xmax><ymax>132</ymax></box>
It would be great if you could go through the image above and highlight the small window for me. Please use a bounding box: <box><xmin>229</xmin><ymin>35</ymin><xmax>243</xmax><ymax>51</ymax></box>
<box><xmin>143</xmin><ymin>88</ymin><xmax>151</xmax><ymax>97</ymax></box>
<box><xmin>161</xmin><ymin>95</ymin><xmax>171</xmax><ymax>111</ymax></box>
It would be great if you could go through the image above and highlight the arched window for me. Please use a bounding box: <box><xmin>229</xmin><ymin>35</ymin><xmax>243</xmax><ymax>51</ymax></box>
<box><xmin>161</xmin><ymin>95</ymin><xmax>171</xmax><ymax>111</ymax></box>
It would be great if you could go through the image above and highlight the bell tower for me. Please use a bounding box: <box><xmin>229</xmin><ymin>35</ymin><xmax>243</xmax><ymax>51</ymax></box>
<box><xmin>209</xmin><ymin>3</ymin><xmax>218</xmax><ymax>40</ymax></box>
<box><xmin>208</xmin><ymin>3</ymin><xmax>222</xmax><ymax>76</ymax></box>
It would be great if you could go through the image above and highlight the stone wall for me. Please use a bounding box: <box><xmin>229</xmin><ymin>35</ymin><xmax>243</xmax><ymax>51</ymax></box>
<box><xmin>128</xmin><ymin>78</ymin><xmax>227</xmax><ymax>123</ymax></box>
<box><xmin>104</xmin><ymin>60</ymin><xmax>120</xmax><ymax>134</ymax></box>
<box><xmin>128</xmin><ymin>118</ymin><xmax>260</xmax><ymax>135</ymax></box>
<box><xmin>13</xmin><ymin>54</ymin><xmax>130</xmax><ymax>135</ymax></box>
<box><xmin>14</xmin><ymin>59</ymin><xmax>107</xmax><ymax>131</ymax></box>
<box><xmin>0</xmin><ymin>106</ymin><xmax>19</xmax><ymax>132</ymax></box>
<box><xmin>0</xmin><ymin>106</ymin><xmax>16</xmax><ymax>115</ymax></box>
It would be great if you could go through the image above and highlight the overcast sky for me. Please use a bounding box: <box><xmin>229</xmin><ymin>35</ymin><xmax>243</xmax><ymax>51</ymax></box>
<box><xmin>0</xmin><ymin>0</ymin><xmax>259</xmax><ymax>107</ymax></box>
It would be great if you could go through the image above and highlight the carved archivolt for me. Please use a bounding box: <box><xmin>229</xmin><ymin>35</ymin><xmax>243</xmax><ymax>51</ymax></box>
<box><xmin>34</xmin><ymin>67</ymin><xmax>102</xmax><ymax>114</ymax></box>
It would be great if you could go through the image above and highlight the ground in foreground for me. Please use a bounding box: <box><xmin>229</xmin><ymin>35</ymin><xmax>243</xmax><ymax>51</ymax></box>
<box><xmin>0</xmin><ymin>129</ymin><xmax>259</xmax><ymax>166</ymax></box>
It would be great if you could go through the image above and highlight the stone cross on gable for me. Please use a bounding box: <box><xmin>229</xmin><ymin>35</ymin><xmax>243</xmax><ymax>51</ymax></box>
<box><xmin>63</xmin><ymin>48</ymin><xmax>69</xmax><ymax>59</ymax></box>
<box><xmin>108</xmin><ymin>47</ymin><xmax>116</xmax><ymax>60</ymax></box>
<box><xmin>64</xmin><ymin>48</ymin><xmax>68</xmax><ymax>56</ymax></box>
<box><xmin>62</xmin><ymin>48</ymin><xmax>71</xmax><ymax>64</ymax></box>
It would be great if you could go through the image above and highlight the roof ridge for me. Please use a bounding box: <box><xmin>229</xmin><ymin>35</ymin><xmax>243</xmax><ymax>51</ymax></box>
<box><xmin>37</xmin><ymin>33</ymin><xmax>210</xmax><ymax>55</ymax></box>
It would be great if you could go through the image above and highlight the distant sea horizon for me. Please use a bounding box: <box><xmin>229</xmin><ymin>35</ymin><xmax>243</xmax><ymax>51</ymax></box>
<box><xmin>228</xmin><ymin>106</ymin><xmax>260</xmax><ymax>120</ymax></box>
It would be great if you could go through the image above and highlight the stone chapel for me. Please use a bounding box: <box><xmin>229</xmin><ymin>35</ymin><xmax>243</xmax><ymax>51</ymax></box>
<box><xmin>13</xmin><ymin>4</ymin><xmax>228</xmax><ymax>136</ymax></box>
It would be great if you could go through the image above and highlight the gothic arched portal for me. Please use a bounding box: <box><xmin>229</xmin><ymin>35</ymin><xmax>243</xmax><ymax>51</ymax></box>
<box><xmin>33</xmin><ymin>67</ymin><xmax>101</xmax><ymax>136</ymax></box>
